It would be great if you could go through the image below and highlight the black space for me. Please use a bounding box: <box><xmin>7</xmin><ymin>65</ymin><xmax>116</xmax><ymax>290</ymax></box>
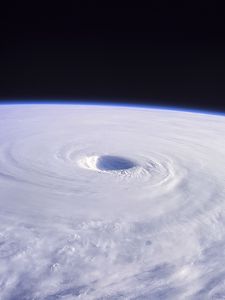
<box><xmin>1</xmin><ymin>2</ymin><xmax>225</xmax><ymax>111</ymax></box>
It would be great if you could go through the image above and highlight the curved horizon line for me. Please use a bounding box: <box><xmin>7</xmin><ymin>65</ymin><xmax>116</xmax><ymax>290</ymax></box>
<box><xmin>0</xmin><ymin>100</ymin><xmax>224</xmax><ymax>117</ymax></box>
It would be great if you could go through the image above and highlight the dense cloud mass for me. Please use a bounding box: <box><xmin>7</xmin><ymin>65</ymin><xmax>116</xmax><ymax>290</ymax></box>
<box><xmin>0</xmin><ymin>104</ymin><xmax>225</xmax><ymax>299</ymax></box>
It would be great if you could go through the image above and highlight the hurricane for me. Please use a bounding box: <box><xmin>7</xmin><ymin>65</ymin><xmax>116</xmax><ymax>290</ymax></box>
<box><xmin>0</xmin><ymin>104</ymin><xmax>225</xmax><ymax>299</ymax></box>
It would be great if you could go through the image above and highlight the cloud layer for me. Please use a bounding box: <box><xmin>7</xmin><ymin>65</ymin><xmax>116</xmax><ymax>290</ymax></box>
<box><xmin>0</xmin><ymin>105</ymin><xmax>225</xmax><ymax>299</ymax></box>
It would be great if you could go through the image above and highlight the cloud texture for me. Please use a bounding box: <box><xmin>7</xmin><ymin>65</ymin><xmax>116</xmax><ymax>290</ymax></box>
<box><xmin>0</xmin><ymin>105</ymin><xmax>225</xmax><ymax>299</ymax></box>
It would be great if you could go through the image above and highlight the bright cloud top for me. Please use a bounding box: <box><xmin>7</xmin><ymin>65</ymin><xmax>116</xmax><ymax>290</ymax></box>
<box><xmin>0</xmin><ymin>105</ymin><xmax>225</xmax><ymax>299</ymax></box>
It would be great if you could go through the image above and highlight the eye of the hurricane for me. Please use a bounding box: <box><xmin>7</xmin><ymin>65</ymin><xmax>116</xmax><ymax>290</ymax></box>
<box><xmin>78</xmin><ymin>155</ymin><xmax>136</xmax><ymax>172</ymax></box>
<box><xmin>97</xmin><ymin>155</ymin><xmax>135</xmax><ymax>171</ymax></box>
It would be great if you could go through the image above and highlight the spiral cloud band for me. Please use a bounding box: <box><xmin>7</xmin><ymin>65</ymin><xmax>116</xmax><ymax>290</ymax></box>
<box><xmin>0</xmin><ymin>104</ymin><xmax>225</xmax><ymax>299</ymax></box>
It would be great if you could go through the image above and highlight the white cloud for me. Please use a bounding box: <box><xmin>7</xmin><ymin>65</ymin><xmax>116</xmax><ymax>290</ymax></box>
<box><xmin>0</xmin><ymin>105</ymin><xmax>224</xmax><ymax>299</ymax></box>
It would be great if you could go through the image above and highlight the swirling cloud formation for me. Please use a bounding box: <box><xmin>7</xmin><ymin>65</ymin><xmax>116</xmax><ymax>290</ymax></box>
<box><xmin>0</xmin><ymin>104</ymin><xmax>225</xmax><ymax>299</ymax></box>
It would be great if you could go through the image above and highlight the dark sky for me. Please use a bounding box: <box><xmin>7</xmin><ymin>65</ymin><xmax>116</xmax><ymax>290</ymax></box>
<box><xmin>1</xmin><ymin>2</ymin><xmax>225</xmax><ymax>111</ymax></box>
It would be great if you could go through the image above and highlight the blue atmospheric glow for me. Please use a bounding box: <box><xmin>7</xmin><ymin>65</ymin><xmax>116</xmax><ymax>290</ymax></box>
<box><xmin>0</xmin><ymin>100</ymin><xmax>224</xmax><ymax>117</ymax></box>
